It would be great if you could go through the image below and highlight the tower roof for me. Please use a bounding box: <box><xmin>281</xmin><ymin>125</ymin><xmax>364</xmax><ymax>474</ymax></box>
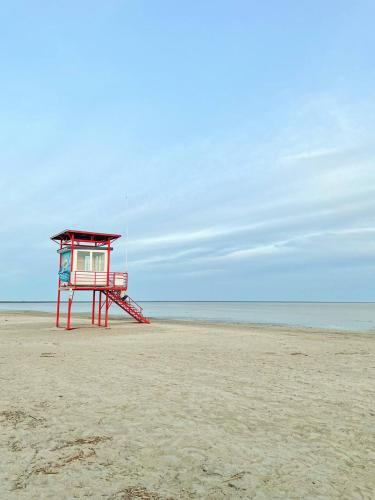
<box><xmin>51</xmin><ymin>229</ymin><xmax>121</xmax><ymax>243</ymax></box>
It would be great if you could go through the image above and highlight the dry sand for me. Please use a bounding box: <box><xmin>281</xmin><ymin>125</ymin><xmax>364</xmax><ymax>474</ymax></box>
<box><xmin>0</xmin><ymin>311</ymin><xmax>374</xmax><ymax>499</ymax></box>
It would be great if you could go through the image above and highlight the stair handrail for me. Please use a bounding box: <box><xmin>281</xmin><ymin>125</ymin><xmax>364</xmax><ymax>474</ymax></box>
<box><xmin>110</xmin><ymin>291</ymin><xmax>143</xmax><ymax>314</ymax></box>
<box><xmin>127</xmin><ymin>296</ymin><xmax>143</xmax><ymax>313</ymax></box>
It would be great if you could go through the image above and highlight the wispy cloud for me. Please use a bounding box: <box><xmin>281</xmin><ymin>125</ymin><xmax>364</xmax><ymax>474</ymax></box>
<box><xmin>128</xmin><ymin>222</ymin><xmax>267</xmax><ymax>249</ymax></box>
<box><xmin>282</xmin><ymin>147</ymin><xmax>339</xmax><ymax>162</ymax></box>
<box><xmin>220</xmin><ymin>227</ymin><xmax>375</xmax><ymax>261</ymax></box>
<box><xmin>126</xmin><ymin>247</ymin><xmax>208</xmax><ymax>268</ymax></box>
<box><xmin>1</xmin><ymin>90</ymin><xmax>375</xmax><ymax>300</ymax></box>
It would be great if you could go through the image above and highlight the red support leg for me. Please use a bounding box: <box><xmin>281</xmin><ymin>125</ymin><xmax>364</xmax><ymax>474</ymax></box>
<box><xmin>92</xmin><ymin>291</ymin><xmax>96</xmax><ymax>325</ymax></box>
<box><xmin>67</xmin><ymin>296</ymin><xmax>73</xmax><ymax>330</ymax></box>
<box><xmin>56</xmin><ymin>289</ymin><xmax>61</xmax><ymax>328</ymax></box>
<box><xmin>56</xmin><ymin>240</ymin><xmax>62</xmax><ymax>328</ymax></box>
<box><xmin>105</xmin><ymin>291</ymin><xmax>109</xmax><ymax>328</ymax></box>
<box><xmin>105</xmin><ymin>237</ymin><xmax>110</xmax><ymax>328</ymax></box>
<box><xmin>98</xmin><ymin>292</ymin><xmax>102</xmax><ymax>327</ymax></box>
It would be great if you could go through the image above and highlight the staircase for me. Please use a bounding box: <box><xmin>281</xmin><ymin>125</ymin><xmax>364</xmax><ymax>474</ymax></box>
<box><xmin>105</xmin><ymin>290</ymin><xmax>150</xmax><ymax>324</ymax></box>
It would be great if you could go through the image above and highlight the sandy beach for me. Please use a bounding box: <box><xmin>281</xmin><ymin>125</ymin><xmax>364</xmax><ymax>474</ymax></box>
<box><xmin>0</xmin><ymin>312</ymin><xmax>374</xmax><ymax>499</ymax></box>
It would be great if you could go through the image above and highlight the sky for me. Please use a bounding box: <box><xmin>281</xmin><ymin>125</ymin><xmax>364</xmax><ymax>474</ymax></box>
<box><xmin>0</xmin><ymin>0</ymin><xmax>375</xmax><ymax>301</ymax></box>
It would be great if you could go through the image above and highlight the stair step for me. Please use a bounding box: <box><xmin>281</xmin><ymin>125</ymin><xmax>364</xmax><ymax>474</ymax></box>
<box><xmin>105</xmin><ymin>291</ymin><xmax>150</xmax><ymax>324</ymax></box>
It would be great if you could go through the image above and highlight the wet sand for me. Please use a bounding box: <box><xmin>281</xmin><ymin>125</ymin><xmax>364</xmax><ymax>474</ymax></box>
<box><xmin>0</xmin><ymin>311</ymin><xmax>374</xmax><ymax>499</ymax></box>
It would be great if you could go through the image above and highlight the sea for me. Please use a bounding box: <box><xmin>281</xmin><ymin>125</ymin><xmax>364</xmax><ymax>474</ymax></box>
<box><xmin>0</xmin><ymin>301</ymin><xmax>374</xmax><ymax>332</ymax></box>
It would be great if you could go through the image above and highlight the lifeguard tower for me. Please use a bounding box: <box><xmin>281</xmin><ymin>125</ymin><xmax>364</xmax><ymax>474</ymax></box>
<box><xmin>51</xmin><ymin>229</ymin><xmax>149</xmax><ymax>330</ymax></box>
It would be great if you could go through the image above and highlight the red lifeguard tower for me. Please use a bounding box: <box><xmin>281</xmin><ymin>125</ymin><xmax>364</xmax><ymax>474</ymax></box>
<box><xmin>51</xmin><ymin>229</ymin><xmax>149</xmax><ymax>330</ymax></box>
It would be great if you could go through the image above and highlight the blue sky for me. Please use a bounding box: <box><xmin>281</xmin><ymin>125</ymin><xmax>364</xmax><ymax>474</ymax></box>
<box><xmin>1</xmin><ymin>1</ymin><xmax>375</xmax><ymax>301</ymax></box>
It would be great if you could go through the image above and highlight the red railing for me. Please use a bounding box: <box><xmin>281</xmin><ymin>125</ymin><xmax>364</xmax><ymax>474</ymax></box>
<box><xmin>125</xmin><ymin>295</ymin><xmax>143</xmax><ymax>313</ymax></box>
<box><xmin>71</xmin><ymin>271</ymin><xmax>128</xmax><ymax>289</ymax></box>
<box><xmin>108</xmin><ymin>291</ymin><xmax>145</xmax><ymax>315</ymax></box>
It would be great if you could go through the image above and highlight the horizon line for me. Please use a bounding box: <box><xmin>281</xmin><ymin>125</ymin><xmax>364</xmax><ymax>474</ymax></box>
<box><xmin>0</xmin><ymin>300</ymin><xmax>374</xmax><ymax>304</ymax></box>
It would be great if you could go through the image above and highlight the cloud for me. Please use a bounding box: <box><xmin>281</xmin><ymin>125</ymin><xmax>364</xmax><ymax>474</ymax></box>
<box><xmin>126</xmin><ymin>247</ymin><xmax>208</xmax><ymax>268</ymax></box>
<box><xmin>220</xmin><ymin>227</ymin><xmax>375</xmax><ymax>262</ymax></box>
<box><xmin>1</xmin><ymin>91</ymin><xmax>375</xmax><ymax>300</ymax></box>
<box><xmin>128</xmin><ymin>222</ymin><xmax>266</xmax><ymax>249</ymax></box>
<box><xmin>282</xmin><ymin>147</ymin><xmax>339</xmax><ymax>162</ymax></box>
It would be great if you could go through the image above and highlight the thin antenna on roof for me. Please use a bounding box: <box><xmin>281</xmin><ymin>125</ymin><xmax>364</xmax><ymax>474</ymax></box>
<box><xmin>125</xmin><ymin>194</ymin><xmax>129</xmax><ymax>272</ymax></box>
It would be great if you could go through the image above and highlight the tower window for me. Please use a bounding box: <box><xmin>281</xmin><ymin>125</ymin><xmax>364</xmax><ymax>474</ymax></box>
<box><xmin>92</xmin><ymin>252</ymin><xmax>105</xmax><ymax>272</ymax></box>
<box><xmin>77</xmin><ymin>251</ymin><xmax>91</xmax><ymax>271</ymax></box>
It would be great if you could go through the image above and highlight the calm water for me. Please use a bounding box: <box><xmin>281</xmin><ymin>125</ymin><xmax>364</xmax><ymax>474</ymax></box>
<box><xmin>0</xmin><ymin>301</ymin><xmax>374</xmax><ymax>332</ymax></box>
